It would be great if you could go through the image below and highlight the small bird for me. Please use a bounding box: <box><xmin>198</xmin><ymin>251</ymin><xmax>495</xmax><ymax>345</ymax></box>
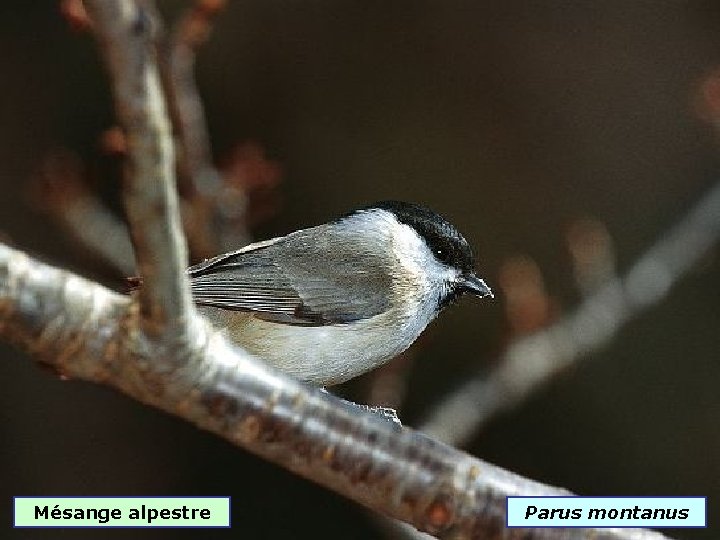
<box><xmin>188</xmin><ymin>201</ymin><xmax>492</xmax><ymax>386</ymax></box>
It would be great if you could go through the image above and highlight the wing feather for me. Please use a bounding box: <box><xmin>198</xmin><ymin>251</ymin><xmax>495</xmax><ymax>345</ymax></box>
<box><xmin>188</xmin><ymin>219</ymin><xmax>395</xmax><ymax>326</ymax></box>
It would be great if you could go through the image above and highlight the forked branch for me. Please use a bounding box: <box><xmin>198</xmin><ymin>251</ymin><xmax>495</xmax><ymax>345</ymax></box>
<box><xmin>0</xmin><ymin>1</ymin><xmax>676</xmax><ymax>538</ymax></box>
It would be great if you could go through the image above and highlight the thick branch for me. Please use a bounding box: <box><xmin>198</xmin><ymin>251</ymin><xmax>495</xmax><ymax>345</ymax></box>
<box><xmin>0</xmin><ymin>243</ymin><xmax>668</xmax><ymax>540</ymax></box>
<box><xmin>84</xmin><ymin>0</ymin><xmax>193</xmax><ymax>335</ymax></box>
<box><xmin>421</xmin><ymin>181</ymin><xmax>720</xmax><ymax>446</ymax></box>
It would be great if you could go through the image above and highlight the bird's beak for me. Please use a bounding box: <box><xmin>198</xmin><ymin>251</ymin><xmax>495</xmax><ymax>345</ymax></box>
<box><xmin>458</xmin><ymin>273</ymin><xmax>493</xmax><ymax>299</ymax></box>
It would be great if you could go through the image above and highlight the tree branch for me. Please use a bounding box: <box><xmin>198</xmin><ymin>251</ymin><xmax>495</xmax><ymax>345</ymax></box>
<box><xmin>32</xmin><ymin>148</ymin><xmax>136</xmax><ymax>275</ymax></box>
<box><xmin>161</xmin><ymin>0</ymin><xmax>228</xmax><ymax>260</ymax></box>
<box><xmin>0</xmin><ymin>243</ymin><xmax>670</xmax><ymax>540</ymax></box>
<box><xmin>420</xmin><ymin>180</ymin><xmax>720</xmax><ymax>446</ymax></box>
<box><xmin>0</xmin><ymin>2</ymin><xmax>674</xmax><ymax>538</ymax></box>
<box><xmin>166</xmin><ymin>0</ymin><xmax>223</xmax><ymax>200</ymax></box>
<box><xmin>85</xmin><ymin>0</ymin><xmax>193</xmax><ymax>336</ymax></box>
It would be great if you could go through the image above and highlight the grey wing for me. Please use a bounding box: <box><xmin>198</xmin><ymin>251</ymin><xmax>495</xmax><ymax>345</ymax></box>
<box><xmin>188</xmin><ymin>224</ymin><xmax>393</xmax><ymax>326</ymax></box>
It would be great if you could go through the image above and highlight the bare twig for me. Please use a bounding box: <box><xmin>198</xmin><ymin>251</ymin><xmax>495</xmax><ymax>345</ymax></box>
<box><xmin>164</xmin><ymin>2</ymin><xmax>282</xmax><ymax>257</ymax></box>
<box><xmin>54</xmin><ymin>196</ymin><xmax>136</xmax><ymax>276</ymax></box>
<box><xmin>31</xmin><ymin>148</ymin><xmax>135</xmax><ymax>275</ymax></box>
<box><xmin>85</xmin><ymin>0</ymin><xmax>194</xmax><ymax>337</ymax></box>
<box><xmin>499</xmin><ymin>255</ymin><xmax>556</xmax><ymax>336</ymax></box>
<box><xmin>566</xmin><ymin>218</ymin><xmax>617</xmax><ymax>296</ymax></box>
<box><xmin>60</xmin><ymin>0</ymin><xmax>93</xmax><ymax>32</ymax></box>
<box><xmin>166</xmin><ymin>0</ymin><xmax>224</xmax><ymax>198</ymax></box>
<box><xmin>420</xmin><ymin>181</ymin><xmax>720</xmax><ymax>446</ymax></box>
<box><xmin>161</xmin><ymin>0</ymin><xmax>227</xmax><ymax>260</ymax></box>
<box><xmin>215</xmin><ymin>141</ymin><xmax>283</xmax><ymax>251</ymax></box>
<box><xmin>0</xmin><ymin>243</ymin><xmax>670</xmax><ymax>540</ymax></box>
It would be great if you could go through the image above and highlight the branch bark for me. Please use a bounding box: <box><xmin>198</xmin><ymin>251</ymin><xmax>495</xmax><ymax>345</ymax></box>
<box><xmin>85</xmin><ymin>0</ymin><xmax>194</xmax><ymax>337</ymax></box>
<box><xmin>0</xmin><ymin>243</ymin><xmax>670</xmax><ymax>540</ymax></box>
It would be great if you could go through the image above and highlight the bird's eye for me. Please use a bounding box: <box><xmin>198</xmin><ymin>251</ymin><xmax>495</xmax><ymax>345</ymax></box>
<box><xmin>435</xmin><ymin>248</ymin><xmax>447</xmax><ymax>261</ymax></box>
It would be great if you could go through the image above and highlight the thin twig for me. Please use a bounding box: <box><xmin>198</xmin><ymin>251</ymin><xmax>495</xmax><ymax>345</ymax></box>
<box><xmin>31</xmin><ymin>148</ymin><xmax>136</xmax><ymax>275</ymax></box>
<box><xmin>0</xmin><ymin>243</ymin><xmax>670</xmax><ymax>540</ymax></box>
<box><xmin>420</xmin><ymin>181</ymin><xmax>720</xmax><ymax>446</ymax></box>
<box><xmin>56</xmin><ymin>196</ymin><xmax>137</xmax><ymax>276</ymax></box>
<box><xmin>214</xmin><ymin>141</ymin><xmax>282</xmax><ymax>252</ymax></box>
<box><xmin>162</xmin><ymin>0</ymin><xmax>227</xmax><ymax>259</ymax></box>
<box><xmin>167</xmin><ymin>0</ymin><xmax>224</xmax><ymax>198</ymax></box>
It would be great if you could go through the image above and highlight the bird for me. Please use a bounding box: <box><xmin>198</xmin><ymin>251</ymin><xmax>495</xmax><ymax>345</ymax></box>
<box><xmin>182</xmin><ymin>201</ymin><xmax>492</xmax><ymax>386</ymax></box>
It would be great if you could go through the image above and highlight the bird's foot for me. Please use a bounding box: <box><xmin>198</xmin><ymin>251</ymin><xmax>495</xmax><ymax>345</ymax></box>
<box><xmin>319</xmin><ymin>389</ymin><xmax>402</xmax><ymax>425</ymax></box>
<box><xmin>355</xmin><ymin>404</ymin><xmax>402</xmax><ymax>425</ymax></box>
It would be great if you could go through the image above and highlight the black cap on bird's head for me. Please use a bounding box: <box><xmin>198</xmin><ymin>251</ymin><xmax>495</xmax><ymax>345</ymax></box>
<box><xmin>366</xmin><ymin>201</ymin><xmax>493</xmax><ymax>302</ymax></box>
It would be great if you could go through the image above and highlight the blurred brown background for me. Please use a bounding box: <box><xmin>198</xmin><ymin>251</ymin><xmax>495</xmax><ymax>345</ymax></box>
<box><xmin>1</xmin><ymin>1</ymin><xmax>719</xmax><ymax>539</ymax></box>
